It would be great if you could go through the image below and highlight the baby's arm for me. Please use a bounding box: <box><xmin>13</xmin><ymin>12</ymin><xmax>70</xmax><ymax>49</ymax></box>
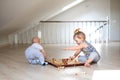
<box><xmin>40</xmin><ymin>49</ymin><xmax>47</xmax><ymax>59</ymax></box>
<box><xmin>63</xmin><ymin>46</ymin><xmax>82</xmax><ymax>51</ymax></box>
<box><xmin>63</xmin><ymin>43</ymin><xmax>85</xmax><ymax>51</ymax></box>
<box><xmin>69</xmin><ymin>49</ymin><xmax>81</xmax><ymax>60</ymax></box>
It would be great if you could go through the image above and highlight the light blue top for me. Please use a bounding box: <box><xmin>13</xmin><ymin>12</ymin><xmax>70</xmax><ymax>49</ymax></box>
<box><xmin>25</xmin><ymin>43</ymin><xmax>43</xmax><ymax>60</ymax></box>
<box><xmin>81</xmin><ymin>41</ymin><xmax>99</xmax><ymax>55</ymax></box>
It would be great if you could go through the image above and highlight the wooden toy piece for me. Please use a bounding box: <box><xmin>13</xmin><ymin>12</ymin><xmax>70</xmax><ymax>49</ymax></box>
<box><xmin>57</xmin><ymin>67</ymin><xmax>60</xmax><ymax>71</ymax></box>
<box><xmin>82</xmin><ymin>71</ymin><xmax>86</xmax><ymax>75</ymax></box>
<box><xmin>52</xmin><ymin>58</ymin><xmax>56</xmax><ymax>63</ymax></box>
<box><xmin>57</xmin><ymin>66</ymin><xmax>65</xmax><ymax>71</ymax></box>
<box><xmin>74</xmin><ymin>60</ymin><xmax>77</xmax><ymax>64</ymax></box>
<box><xmin>62</xmin><ymin>58</ymin><xmax>68</xmax><ymax>65</ymax></box>
<box><xmin>75</xmin><ymin>73</ymin><xmax>78</xmax><ymax>76</ymax></box>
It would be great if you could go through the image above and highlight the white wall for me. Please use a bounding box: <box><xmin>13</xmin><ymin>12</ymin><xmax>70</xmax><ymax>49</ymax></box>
<box><xmin>110</xmin><ymin>0</ymin><xmax>120</xmax><ymax>41</ymax></box>
<box><xmin>49</xmin><ymin>0</ymin><xmax>110</xmax><ymax>21</ymax></box>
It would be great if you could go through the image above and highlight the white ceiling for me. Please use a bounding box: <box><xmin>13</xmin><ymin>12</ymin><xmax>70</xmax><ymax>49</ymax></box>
<box><xmin>0</xmin><ymin>0</ymin><xmax>76</xmax><ymax>37</ymax></box>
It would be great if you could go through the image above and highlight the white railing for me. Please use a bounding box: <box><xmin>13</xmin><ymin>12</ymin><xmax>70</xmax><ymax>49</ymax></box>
<box><xmin>8</xmin><ymin>20</ymin><xmax>109</xmax><ymax>45</ymax></box>
<box><xmin>40</xmin><ymin>20</ymin><xmax>108</xmax><ymax>44</ymax></box>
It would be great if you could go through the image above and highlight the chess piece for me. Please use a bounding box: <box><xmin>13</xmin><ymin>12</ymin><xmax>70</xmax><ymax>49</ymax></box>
<box><xmin>74</xmin><ymin>60</ymin><xmax>78</xmax><ymax>64</ymax></box>
<box><xmin>62</xmin><ymin>58</ymin><xmax>68</xmax><ymax>65</ymax></box>
<box><xmin>81</xmin><ymin>71</ymin><xmax>86</xmax><ymax>77</ymax></box>
<box><xmin>57</xmin><ymin>66</ymin><xmax>65</xmax><ymax>71</ymax></box>
<box><xmin>75</xmin><ymin>73</ymin><xmax>78</xmax><ymax>76</ymax></box>
<box><xmin>52</xmin><ymin>58</ymin><xmax>56</xmax><ymax>63</ymax></box>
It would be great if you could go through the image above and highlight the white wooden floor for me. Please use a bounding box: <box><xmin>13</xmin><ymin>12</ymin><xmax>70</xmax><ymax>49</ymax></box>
<box><xmin>0</xmin><ymin>42</ymin><xmax>120</xmax><ymax>80</ymax></box>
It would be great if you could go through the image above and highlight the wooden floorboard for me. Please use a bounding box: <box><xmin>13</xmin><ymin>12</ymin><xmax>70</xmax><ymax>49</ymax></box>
<box><xmin>0</xmin><ymin>43</ymin><xmax>120</xmax><ymax>80</ymax></box>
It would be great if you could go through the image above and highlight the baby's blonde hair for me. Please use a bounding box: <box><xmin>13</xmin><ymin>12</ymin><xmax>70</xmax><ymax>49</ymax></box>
<box><xmin>32</xmin><ymin>37</ymin><xmax>40</xmax><ymax>43</ymax></box>
<box><xmin>73</xmin><ymin>28</ymin><xmax>86</xmax><ymax>40</ymax></box>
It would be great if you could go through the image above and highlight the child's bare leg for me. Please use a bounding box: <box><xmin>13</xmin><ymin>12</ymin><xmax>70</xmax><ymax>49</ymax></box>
<box><xmin>84</xmin><ymin>59</ymin><xmax>93</xmax><ymax>67</ymax></box>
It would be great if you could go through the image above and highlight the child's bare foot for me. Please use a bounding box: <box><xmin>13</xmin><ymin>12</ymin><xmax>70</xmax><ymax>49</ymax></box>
<box><xmin>84</xmin><ymin>62</ymin><xmax>91</xmax><ymax>67</ymax></box>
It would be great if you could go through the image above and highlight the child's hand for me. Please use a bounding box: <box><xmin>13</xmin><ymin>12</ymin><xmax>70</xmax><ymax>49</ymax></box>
<box><xmin>84</xmin><ymin>62</ymin><xmax>91</xmax><ymax>67</ymax></box>
<box><xmin>68</xmin><ymin>56</ymin><xmax>75</xmax><ymax>62</ymax></box>
<box><xmin>63</xmin><ymin>48</ymin><xmax>69</xmax><ymax>50</ymax></box>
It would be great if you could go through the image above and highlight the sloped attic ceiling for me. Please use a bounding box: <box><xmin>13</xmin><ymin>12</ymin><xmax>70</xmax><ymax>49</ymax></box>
<box><xmin>0</xmin><ymin>0</ymin><xmax>77</xmax><ymax>37</ymax></box>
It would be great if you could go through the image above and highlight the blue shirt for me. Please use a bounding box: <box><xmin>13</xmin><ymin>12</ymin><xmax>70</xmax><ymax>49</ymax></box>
<box><xmin>81</xmin><ymin>41</ymin><xmax>99</xmax><ymax>55</ymax></box>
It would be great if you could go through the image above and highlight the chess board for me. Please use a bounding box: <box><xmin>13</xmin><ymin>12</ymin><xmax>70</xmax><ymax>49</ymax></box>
<box><xmin>46</xmin><ymin>58</ymin><xmax>84</xmax><ymax>68</ymax></box>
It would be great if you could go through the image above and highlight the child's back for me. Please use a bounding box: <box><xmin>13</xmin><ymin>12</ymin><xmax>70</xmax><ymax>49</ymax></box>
<box><xmin>25</xmin><ymin>37</ymin><xmax>48</xmax><ymax>66</ymax></box>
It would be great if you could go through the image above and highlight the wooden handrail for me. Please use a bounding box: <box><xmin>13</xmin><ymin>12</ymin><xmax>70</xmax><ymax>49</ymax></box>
<box><xmin>40</xmin><ymin>20</ymin><xmax>107</xmax><ymax>23</ymax></box>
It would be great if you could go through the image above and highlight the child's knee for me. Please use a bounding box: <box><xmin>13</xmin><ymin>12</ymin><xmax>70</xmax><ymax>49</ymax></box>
<box><xmin>88</xmin><ymin>52</ymin><xmax>100</xmax><ymax>63</ymax></box>
<box><xmin>78</xmin><ymin>56</ymin><xmax>87</xmax><ymax>63</ymax></box>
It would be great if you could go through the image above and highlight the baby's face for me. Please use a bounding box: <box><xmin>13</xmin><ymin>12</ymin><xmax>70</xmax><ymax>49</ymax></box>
<box><xmin>35</xmin><ymin>38</ymin><xmax>41</xmax><ymax>44</ymax></box>
<box><xmin>32</xmin><ymin>37</ymin><xmax>41</xmax><ymax>43</ymax></box>
<box><xmin>74</xmin><ymin>35</ymin><xmax>84</xmax><ymax>45</ymax></box>
<box><xmin>38</xmin><ymin>38</ymin><xmax>41</xmax><ymax>43</ymax></box>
